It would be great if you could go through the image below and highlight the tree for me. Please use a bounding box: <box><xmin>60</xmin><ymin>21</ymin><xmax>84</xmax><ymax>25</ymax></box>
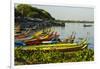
<box><xmin>16</xmin><ymin>4</ymin><xmax>34</xmax><ymax>17</ymax></box>
<box><xmin>27</xmin><ymin>12</ymin><xmax>39</xmax><ymax>18</ymax></box>
<box><xmin>16</xmin><ymin>4</ymin><xmax>55</xmax><ymax>20</ymax></box>
<box><xmin>15</xmin><ymin>8</ymin><xmax>22</xmax><ymax>17</ymax></box>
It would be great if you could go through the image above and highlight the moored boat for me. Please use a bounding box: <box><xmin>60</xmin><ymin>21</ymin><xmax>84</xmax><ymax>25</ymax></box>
<box><xmin>24</xmin><ymin>32</ymin><xmax>59</xmax><ymax>45</ymax></box>
<box><xmin>15</xmin><ymin>30</ymin><xmax>43</xmax><ymax>39</ymax></box>
<box><xmin>15</xmin><ymin>41</ymin><xmax>26</xmax><ymax>46</ymax></box>
<box><xmin>20</xmin><ymin>39</ymin><xmax>88</xmax><ymax>52</ymax></box>
<box><xmin>83</xmin><ymin>24</ymin><xmax>92</xmax><ymax>27</ymax></box>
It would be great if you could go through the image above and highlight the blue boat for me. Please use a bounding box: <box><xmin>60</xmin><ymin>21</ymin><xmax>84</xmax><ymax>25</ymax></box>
<box><xmin>15</xmin><ymin>41</ymin><xmax>26</xmax><ymax>46</ymax></box>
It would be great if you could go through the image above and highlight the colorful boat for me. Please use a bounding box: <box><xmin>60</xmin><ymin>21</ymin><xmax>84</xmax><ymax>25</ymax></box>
<box><xmin>20</xmin><ymin>39</ymin><xmax>88</xmax><ymax>52</ymax></box>
<box><xmin>25</xmin><ymin>40</ymin><xmax>41</xmax><ymax>45</ymax></box>
<box><xmin>15</xmin><ymin>30</ymin><xmax>43</xmax><ymax>39</ymax></box>
<box><xmin>15</xmin><ymin>34</ymin><xmax>27</xmax><ymax>39</ymax></box>
<box><xmin>15</xmin><ymin>41</ymin><xmax>26</xmax><ymax>46</ymax></box>
<box><xmin>15</xmin><ymin>28</ymin><xmax>32</xmax><ymax>39</ymax></box>
<box><xmin>31</xmin><ymin>31</ymin><xmax>43</xmax><ymax>38</ymax></box>
<box><xmin>24</xmin><ymin>32</ymin><xmax>59</xmax><ymax>45</ymax></box>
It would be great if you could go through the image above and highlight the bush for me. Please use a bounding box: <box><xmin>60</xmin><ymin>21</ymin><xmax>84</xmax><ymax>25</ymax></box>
<box><xmin>15</xmin><ymin>48</ymin><xmax>94</xmax><ymax>65</ymax></box>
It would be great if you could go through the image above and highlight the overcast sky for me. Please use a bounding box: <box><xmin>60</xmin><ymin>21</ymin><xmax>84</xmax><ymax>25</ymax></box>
<box><xmin>15</xmin><ymin>4</ymin><xmax>94</xmax><ymax>21</ymax></box>
<box><xmin>31</xmin><ymin>5</ymin><xmax>94</xmax><ymax>21</ymax></box>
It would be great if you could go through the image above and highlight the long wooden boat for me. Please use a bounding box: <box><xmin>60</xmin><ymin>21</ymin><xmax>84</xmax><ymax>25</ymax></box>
<box><xmin>14</xmin><ymin>32</ymin><xmax>54</xmax><ymax>45</ymax></box>
<box><xmin>15</xmin><ymin>28</ymin><xmax>32</xmax><ymax>38</ymax></box>
<box><xmin>19</xmin><ymin>39</ymin><xmax>88</xmax><ymax>52</ymax></box>
<box><xmin>24</xmin><ymin>32</ymin><xmax>59</xmax><ymax>45</ymax></box>
<box><xmin>15</xmin><ymin>40</ymin><xmax>26</xmax><ymax>46</ymax></box>
<box><xmin>37</xmin><ymin>32</ymin><xmax>59</xmax><ymax>41</ymax></box>
<box><xmin>15</xmin><ymin>31</ymin><xmax>43</xmax><ymax>39</ymax></box>
<box><xmin>15</xmin><ymin>31</ymin><xmax>54</xmax><ymax>41</ymax></box>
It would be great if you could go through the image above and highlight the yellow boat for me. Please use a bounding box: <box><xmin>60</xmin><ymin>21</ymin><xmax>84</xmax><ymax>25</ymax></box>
<box><xmin>19</xmin><ymin>39</ymin><xmax>88</xmax><ymax>52</ymax></box>
<box><xmin>31</xmin><ymin>31</ymin><xmax>43</xmax><ymax>38</ymax></box>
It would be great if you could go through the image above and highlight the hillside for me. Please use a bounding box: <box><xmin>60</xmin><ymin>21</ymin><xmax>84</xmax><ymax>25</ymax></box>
<box><xmin>15</xmin><ymin>4</ymin><xmax>55</xmax><ymax>20</ymax></box>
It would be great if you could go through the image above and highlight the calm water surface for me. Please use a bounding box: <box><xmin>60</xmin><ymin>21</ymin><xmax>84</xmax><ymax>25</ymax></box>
<box><xmin>50</xmin><ymin>23</ymin><xmax>94</xmax><ymax>49</ymax></box>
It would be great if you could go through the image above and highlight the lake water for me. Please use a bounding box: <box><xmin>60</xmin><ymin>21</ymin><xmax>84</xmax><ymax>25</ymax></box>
<box><xmin>50</xmin><ymin>23</ymin><xmax>94</xmax><ymax>49</ymax></box>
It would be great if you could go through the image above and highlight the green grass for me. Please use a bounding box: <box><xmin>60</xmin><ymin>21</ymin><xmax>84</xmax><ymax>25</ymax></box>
<box><xmin>15</xmin><ymin>47</ymin><xmax>94</xmax><ymax>65</ymax></box>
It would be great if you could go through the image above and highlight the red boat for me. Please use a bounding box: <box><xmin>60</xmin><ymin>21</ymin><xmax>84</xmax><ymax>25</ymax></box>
<box><xmin>25</xmin><ymin>39</ymin><xmax>42</xmax><ymax>45</ymax></box>
<box><xmin>42</xmin><ymin>32</ymin><xmax>59</xmax><ymax>41</ymax></box>
<box><xmin>24</xmin><ymin>32</ymin><xmax>60</xmax><ymax>45</ymax></box>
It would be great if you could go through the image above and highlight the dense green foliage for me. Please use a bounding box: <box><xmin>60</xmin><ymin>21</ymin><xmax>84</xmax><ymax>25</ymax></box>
<box><xmin>15</xmin><ymin>4</ymin><xmax>54</xmax><ymax>20</ymax></box>
<box><xmin>15</xmin><ymin>47</ymin><xmax>94</xmax><ymax>65</ymax></box>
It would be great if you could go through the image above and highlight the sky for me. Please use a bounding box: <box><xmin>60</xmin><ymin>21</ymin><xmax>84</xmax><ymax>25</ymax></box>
<box><xmin>31</xmin><ymin>4</ymin><xmax>94</xmax><ymax>21</ymax></box>
<box><xmin>15</xmin><ymin>4</ymin><xmax>94</xmax><ymax>21</ymax></box>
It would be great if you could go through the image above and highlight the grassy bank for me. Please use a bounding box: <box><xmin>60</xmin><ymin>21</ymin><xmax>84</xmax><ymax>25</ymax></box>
<box><xmin>15</xmin><ymin>47</ymin><xmax>94</xmax><ymax>65</ymax></box>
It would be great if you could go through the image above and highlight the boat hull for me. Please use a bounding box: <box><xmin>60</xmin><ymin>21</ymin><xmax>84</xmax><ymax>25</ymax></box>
<box><xmin>17</xmin><ymin>39</ymin><xmax>88</xmax><ymax>52</ymax></box>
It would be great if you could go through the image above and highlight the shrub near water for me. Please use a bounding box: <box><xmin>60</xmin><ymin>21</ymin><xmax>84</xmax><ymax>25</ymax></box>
<box><xmin>15</xmin><ymin>47</ymin><xmax>94</xmax><ymax>65</ymax></box>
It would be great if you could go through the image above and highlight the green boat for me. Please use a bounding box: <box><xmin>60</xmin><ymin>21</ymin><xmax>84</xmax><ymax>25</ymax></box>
<box><xmin>16</xmin><ymin>39</ymin><xmax>88</xmax><ymax>52</ymax></box>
